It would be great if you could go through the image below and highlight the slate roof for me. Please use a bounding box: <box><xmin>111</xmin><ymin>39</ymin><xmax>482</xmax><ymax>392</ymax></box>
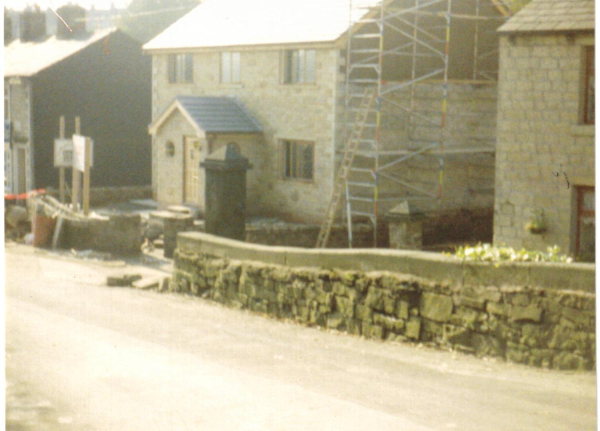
<box><xmin>498</xmin><ymin>0</ymin><xmax>595</xmax><ymax>33</ymax></box>
<box><xmin>151</xmin><ymin>96</ymin><xmax>262</xmax><ymax>134</ymax></box>
<box><xmin>4</xmin><ymin>28</ymin><xmax>117</xmax><ymax>77</ymax></box>
<box><xmin>143</xmin><ymin>0</ymin><xmax>379</xmax><ymax>51</ymax></box>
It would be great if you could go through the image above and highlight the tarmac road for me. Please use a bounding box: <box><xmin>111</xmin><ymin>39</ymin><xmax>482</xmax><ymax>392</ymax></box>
<box><xmin>5</xmin><ymin>243</ymin><xmax>597</xmax><ymax>430</ymax></box>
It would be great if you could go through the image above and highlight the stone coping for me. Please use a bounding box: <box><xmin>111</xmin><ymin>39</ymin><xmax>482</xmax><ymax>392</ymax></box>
<box><xmin>177</xmin><ymin>232</ymin><xmax>596</xmax><ymax>293</ymax></box>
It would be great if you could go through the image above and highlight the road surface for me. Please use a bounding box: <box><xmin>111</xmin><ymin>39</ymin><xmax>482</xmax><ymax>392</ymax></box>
<box><xmin>5</xmin><ymin>243</ymin><xmax>597</xmax><ymax>430</ymax></box>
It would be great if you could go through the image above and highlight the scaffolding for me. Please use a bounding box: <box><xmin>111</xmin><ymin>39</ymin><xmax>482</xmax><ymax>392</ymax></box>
<box><xmin>317</xmin><ymin>0</ymin><xmax>511</xmax><ymax>248</ymax></box>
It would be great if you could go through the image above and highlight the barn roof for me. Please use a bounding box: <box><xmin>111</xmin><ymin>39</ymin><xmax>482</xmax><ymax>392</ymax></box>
<box><xmin>149</xmin><ymin>96</ymin><xmax>263</xmax><ymax>135</ymax></box>
<box><xmin>498</xmin><ymin>0</ymin><xmax>594</xmax><ymax>33</ymax></box>
<box><xmin>4</xmin><ymin>28</ymin><xmax>117</xmax><ymax>77</ymax></box>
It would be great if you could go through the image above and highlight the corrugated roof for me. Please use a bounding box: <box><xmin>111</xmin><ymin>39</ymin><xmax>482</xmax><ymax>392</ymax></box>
<box><xmin>150</xmin><ymin>96</ymin><xmax>262</xmax><ymax>134</ymax></box>
<box><xmin>498</xmin><ymin>0</ymin><xmax>594</xmax><ymax>33</ymax></box>
<box><xmin>143</xmin><ymin>0</ymin><xmax>380</xmax><ymax>51</ymax></box>
<box><xmin>4</xmin><ymin>28</ymin><xmax>117</xmax><ymax>77</ymax></box>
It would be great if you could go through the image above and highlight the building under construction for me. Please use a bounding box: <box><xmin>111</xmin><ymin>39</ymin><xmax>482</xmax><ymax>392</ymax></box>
<box><xmin>319</xmin><ymin>0</ymin><xmax>512</xmax><ymax>247</ymax></box>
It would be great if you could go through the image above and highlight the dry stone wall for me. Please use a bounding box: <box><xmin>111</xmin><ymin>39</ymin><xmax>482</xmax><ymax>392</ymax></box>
<box><xmin>171</xmin><ymin>233</ymin><xmax>595</xmax><ymax>371</ymax></box>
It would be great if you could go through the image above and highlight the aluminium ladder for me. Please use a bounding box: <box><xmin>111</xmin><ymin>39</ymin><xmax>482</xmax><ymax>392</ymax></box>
<box><xmin>316</xmin><ymin>87</ymin><xmax>377</xmax><ymax>248</ymax></box>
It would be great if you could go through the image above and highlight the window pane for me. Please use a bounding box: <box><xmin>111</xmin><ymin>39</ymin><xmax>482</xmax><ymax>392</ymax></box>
<box><xmin>305</xmin><ymin>50</ymin><xmax>316</xmax><ymax>83</ymax></box>
<box><xmin>184</xmin><ymin>54</ymin><xmax>193</xmax><ymax>83</ymax></box>
<box><xmin>290</xmin><ymin>141</ymin><xmax>297</xmax><ymax>178</ymax></box>
<box><xmin>585</xmin><ymin>47</ymin><xmax>594</xmax><ymax>124</ymax></box>
<box><xmin>221</xmin><ymin>52</ymin><xmax>231</xmax><ymax>83</ymax></box>
<box><xmin>284</xmin><ymin>141</ymin><xmax>291</xmax><ymax>178</ymax></box>
<box><xmin>284</xmin><ymin>51</ymin><xmax>294</xmax><ymax>84</ymax></box>
<box><xmin>583</xmin><ymin>189</ymin><xmax>595</xmax><ymax>212</ymax></box>
<box><xmin>168</xmin><ymin>54</ymin><xmax>176</xmax><ymax>83</ymax></box>
<box><xmin>299</xmin><ymin>143</ymin><xmax>313</xmax><ymax>180</ymax></box>
<box><xmin>232</xmin><ymin>52</ymin><xmax>241</xmax><ymax>83</ymax></box>
<box><xmin>297</xmin><ymin>50</ymin><xmax>305</xmax><ymax>83</ymax></box>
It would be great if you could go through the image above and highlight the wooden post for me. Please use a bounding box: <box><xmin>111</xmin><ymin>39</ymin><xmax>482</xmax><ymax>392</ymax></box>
<box><xmin>72</xmin><ymin>116</ymin><xmax>81</xmax><ymax>210</ymax></box>
<box><xmin>59</xmin><ymin>116</ymin><xmax>66</xmax><ymax>203</ymax></box>
<box><xmin>82</xmin><ymin>137</ymin><xmax>91</xmax><ymax>215</ymax></box>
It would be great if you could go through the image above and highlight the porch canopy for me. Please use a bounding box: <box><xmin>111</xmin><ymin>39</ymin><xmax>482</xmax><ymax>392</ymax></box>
<box><xmin>149</xmin><ymin>96</ymin><xmax>263</xmax><ymax>136</ymax></box>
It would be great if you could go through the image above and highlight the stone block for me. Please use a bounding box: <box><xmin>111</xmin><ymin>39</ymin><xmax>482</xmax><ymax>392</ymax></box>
<box><xmin>420</xmin><ymin>292</ymin><xmax>453</xmax><ymax>323</ymax></box>
<box><xmin>132</xmin><ymin>277</ymin><xmax>161</xmax><ymax>290</ymax></box>
<box><xmin>486</xmin><ymin>302</ymin><xmax>508</xmax><ymax>317</ymax></box>
<box><xmin>107</xmin><ymin>274</ymin><xmax>142</xmax><ymax>287</ymax></box>
<box><xmin>362</xmin><ymin>323</ymin><xmax>385</xmax><ymax>340</ymax></box>
<box><xmin>395</xmin><ymin>300</ymin><xmax>410</xmax><ymax>320</ymax></box>
<box><xmin>405</xmin><ymin>318</ymin><xmax>421</xmax><ymax>340</ymax></box>
<box><xmin>335</xmin><ymin>296</ymin><xmax>355</xmax><ymax>318</ymax></box>
<box><xmin>356</xmin><ymin>304</ymin><xmax>373</xmax><ymax>322</ymax></box>
<box><xmin>472</xmin><ymin>334</ymin><xmax>505</xmax><ymax>358</ymax></box>
<box><xmin>382</xmin><ymin>295</ymin><xmax>396</xmax><ymax>315</ymax></box>
<box><xmin>365</xmin><ymin>288</ymin><xmax>385</xmax><ymax>312</ymax></box>
<box><xmin>509</xmin><ymin>305</ymin><xmax>543</xmax><ymax>323</ymax></box>
<box><xmin>457</xmin><ymin>295</ymin><xmax>486</xmax><ymax>310</ymax></box>
<box><xmin>326</xmin><ymin>313</ymin><xmax>345</xmax><ymax>330</ymax></box>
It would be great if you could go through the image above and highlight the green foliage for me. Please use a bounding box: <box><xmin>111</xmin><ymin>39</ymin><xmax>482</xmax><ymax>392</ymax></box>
<box><xmin>118</xmin><ymin>0</ymin><xmax>201</xmax><ymax>43</ymax></box>
<box><xmin>449</xmin><ymin>243</ymin><xmax>573</xmax><ymax>263</ymax></box>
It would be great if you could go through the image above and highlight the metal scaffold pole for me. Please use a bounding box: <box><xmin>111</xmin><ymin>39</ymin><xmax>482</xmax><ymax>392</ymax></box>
<box><xmin>318</xmin><ymin>0</ymin><xmax>512</xmax><ymax>249</ymax></box>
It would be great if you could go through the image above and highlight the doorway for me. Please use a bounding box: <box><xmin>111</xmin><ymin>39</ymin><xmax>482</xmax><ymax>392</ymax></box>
<box><xmin>183</xmin><ymin>136</ymin><xmax>203</xmax><ymax>206</ymax></box>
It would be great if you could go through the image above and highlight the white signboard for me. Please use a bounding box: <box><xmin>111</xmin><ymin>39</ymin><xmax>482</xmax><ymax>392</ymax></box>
<box><xmin>72</xmin><ymin>134</ymin><xmax>94</xmax><ymax>172</ymax></box>
<box><xmin>54</xmin><ymin>138</ymin><xmax>73</xmax><ymax>168</ymax></box>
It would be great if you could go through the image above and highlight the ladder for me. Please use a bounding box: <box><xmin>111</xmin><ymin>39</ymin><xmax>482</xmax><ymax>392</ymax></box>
<box><xmin>316</xmin><ymin>87</ymin><xmax>377</xmax><ymax>248</ymax></box>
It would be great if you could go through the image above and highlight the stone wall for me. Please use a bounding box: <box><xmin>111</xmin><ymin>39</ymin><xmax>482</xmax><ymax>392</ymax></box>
<box><xmin>170</xmin><ymin>232</ymin><xmax>595</xmax><ymax>370</ymax></box>
<box><xmin>494</xmin><ymin>32</ymin><xmax>595</xmax><ymax>253</ymax></box>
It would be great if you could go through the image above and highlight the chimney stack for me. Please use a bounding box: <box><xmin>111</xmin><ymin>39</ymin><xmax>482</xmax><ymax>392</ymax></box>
<box><xmin>19</xmin><ymin>5</ymin><xmax>46</xmax><ymax>42</ymax></box>
<box><xmin>56</xmin><ymin>5</ymin><xmax>87</xmax><ymax>39</ymax></box>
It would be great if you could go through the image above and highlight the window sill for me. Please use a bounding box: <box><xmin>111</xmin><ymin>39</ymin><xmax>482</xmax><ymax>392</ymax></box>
<box><xmin>280</xmin><ymin>82</ymin><xmax>318</xmax><ymax>87</ymax></box>
<box><xmin>220</xmin><ymin>83</ymin><xmax>244</xmax><ymax>88</ymax></box>
<box><xmin>570</xmin><ymin>125</ymin><xmax>595</xmax><ymax>137</ymax></box>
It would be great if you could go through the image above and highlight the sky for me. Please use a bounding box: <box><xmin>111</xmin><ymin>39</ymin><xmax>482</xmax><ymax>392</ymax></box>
<box><xmin>4</xmin><ymin>0</ymin><xmax>132</xmax><ymax>11</ymax></box>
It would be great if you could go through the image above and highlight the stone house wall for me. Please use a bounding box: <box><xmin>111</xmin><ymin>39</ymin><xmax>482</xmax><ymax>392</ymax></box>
<box><xmin>170</xmin><ymin>232</ymin><xmax>596</xmax><ymax>371</ymax></box>
<box><xmin>151</xmin><ymin>46</ymin><xmax>340</xmax><ymax>223</ymax></box>
<box><xmin>494</xmin><ymin>32</ymin><xmax>595</xmax><ymax>253</ymax></box>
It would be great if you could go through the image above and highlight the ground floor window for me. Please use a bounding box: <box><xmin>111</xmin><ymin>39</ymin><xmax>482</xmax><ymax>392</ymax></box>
<box><xmin>575</xmin><ymin>186</ymin><xmax>594</xmax><ymax>261</ymax></box>
<box><xmin>281</xmin><ymin>140</ymin><xmax>314</xmax><ymax>181</ymax></box>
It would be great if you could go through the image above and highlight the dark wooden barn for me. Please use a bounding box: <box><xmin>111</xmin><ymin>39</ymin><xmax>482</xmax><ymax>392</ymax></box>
<box><xmin>4</xmin><ymin>6</ymin><xmax>151</xmax><ymax>193</ymax></box>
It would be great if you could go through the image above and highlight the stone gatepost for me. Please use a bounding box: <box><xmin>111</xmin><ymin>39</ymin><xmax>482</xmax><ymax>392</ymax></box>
<box><xmin>200</xmin><ymin>143</ymin><xmax>252</xmax><ymax>241</ymax></box>
<box><xmin>386</xmin><ymin>201</ymin><xmax>424</xmax><ymax>250</ymax></box>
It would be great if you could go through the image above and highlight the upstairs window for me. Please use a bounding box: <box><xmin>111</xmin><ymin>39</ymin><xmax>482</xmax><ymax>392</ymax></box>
<box><xmin>168</xmin><ymin>54</ymin><xmax>193</xmax><ymax>84</ymax></box>
<box><xmin>583</xmin><ymin>46</ymin><xmax>594</xmax><ymax>124</ymax></box>
<box><xmin>283</xmin><ymin>49</ymin><xmax>316</xmax><ymax>84</ymax></box>
<box><xmin>221</xmin><ymin>52</ymin><xmax>241</xmax><ymax>84</ymax></box>
<box><xmin>281</xmin><ymin>140</ymin><xmax>314</xmax><ymax>181</ymax></box>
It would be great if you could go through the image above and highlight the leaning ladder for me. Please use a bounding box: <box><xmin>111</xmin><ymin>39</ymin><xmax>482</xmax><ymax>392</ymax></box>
<box><xmin>316</xmin><ymin>88</ymin><xmax>377</xmax><ymax>248</ymax></box>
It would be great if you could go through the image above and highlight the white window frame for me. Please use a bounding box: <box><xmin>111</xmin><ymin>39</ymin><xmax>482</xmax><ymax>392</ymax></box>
<box><xmin>221</xmin><ymin>52</ymin><xmax>241</xmax><ymax>84</ymax></box>
<box><xmin>280</xmin><ymin>139</ymin><xmax>314</xmax><ymax>181</ymax></box>
<box><xmin>283</xmin><ymin>49</ymin><xmax>316</xmax><ymax>84</ymax></box>
<box><xmin>168</xmin><ymin>53</ymin><xmax>194</xmax><ymax>84</ymax></box>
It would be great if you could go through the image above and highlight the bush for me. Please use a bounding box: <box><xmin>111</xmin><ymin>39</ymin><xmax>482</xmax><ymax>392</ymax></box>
<box><xmin>449</xmin><ymin>243</ymin><xmax>573</xmax><ymax>263</ymax></box>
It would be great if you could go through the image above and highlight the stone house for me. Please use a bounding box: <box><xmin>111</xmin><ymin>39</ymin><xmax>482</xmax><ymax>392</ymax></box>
<box><xmin>4</xmin><ymin>7</ymin><xmax>151</xmax><ymax>195</ymax></box>
<box><xmin>144</xmin><ymin>0</ymin><xmax>509</xmax><ymax>242</ymax></box>
<box><xmin>493</xmin><ymin>0</ymin><xmax>595</xmax><ymax>261</ymax></box>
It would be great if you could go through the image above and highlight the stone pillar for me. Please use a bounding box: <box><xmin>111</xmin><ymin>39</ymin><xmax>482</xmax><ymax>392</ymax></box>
<box><xmin>162</xmin><ymin>213</ymin><xmax>194</xmax><ymax>258</ymax></box>
<box><xmin>200</xmin><ymin>143</ymin><xmax>252</xmax><ymax>241</ymax></box>
<box><xmin>387</xmin><ymin>201</ymin><xmax>424</xmax><ymax>250</ymax></box>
